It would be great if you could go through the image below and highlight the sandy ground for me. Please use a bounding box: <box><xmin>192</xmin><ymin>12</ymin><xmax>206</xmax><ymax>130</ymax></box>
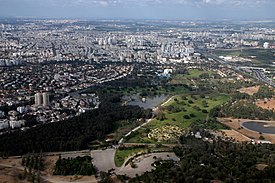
<box><xmin>42</xmin><ymin>155</ymin><xmax>98</xmax><ymax>183</ymax></box>
<box><xmin>219</xmin><ymin>118</ymin><xmax>275</xmax><ymax>143</ymax></box>
<box><xmin>43</xmin><ymin>155</ymin><xmax>59</xmax><ymax>175</ymax></box>
<box><xmin>0</xmin><ymin>155</ymin><xmax>97</xmax><ymax>183</ymax></box>
<box><xmin>0</xmin><ymin>157</ymin><xmax>29</xmax><ymax>183</ymax></box>
<box><xmin>0</xmin><ymin>168</ymin><xmax>29</xmax><ymax>183</ymax></box>
<box><xmin>238</xmin><ymin>86</ymin><xmax>260</xmax><ymax>95</ymax></box>
<box><xmin>42</xmin><ymin>175</ymin><xmax>97</xmax><ymax>183</ymax></box>
<box><xmin>221</xmin><ymin>129</ymin><xmax>251</xmax><ymax>142</ymax></box>
<box><xmin>256</xmin><ymin>98</ymin><xmax>275</xmax><ymax>111</ymax></box>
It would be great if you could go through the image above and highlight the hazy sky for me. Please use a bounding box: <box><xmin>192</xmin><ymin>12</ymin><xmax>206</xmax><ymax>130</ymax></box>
<box><xmin>0</xmin><ymin>0</ymin><xmax>274</xmax><ymax>20</ymax></box>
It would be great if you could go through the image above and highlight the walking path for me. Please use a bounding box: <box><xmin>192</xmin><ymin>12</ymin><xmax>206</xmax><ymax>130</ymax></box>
<box><xmin>0</xmin><ymin>96</ymin><xmax>178</xmax><ymax>182</ymax></box>
<box><xmin>118</xmin><ymin>95</ymin><xmax>175</xmax><ymax>144</ymax></box>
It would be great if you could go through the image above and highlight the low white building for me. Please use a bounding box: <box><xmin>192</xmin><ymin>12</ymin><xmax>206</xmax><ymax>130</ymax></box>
<box><xmin>263</xmin><ymin>42</ymin><xmax>270</xmax><ymax>49</ymax></box>
<box><xmin>9</xmin><ymin>120</ymin><xmax>25</xmax><ymax>129</ymax></box>
<box><xmin>17</xmin><ymin>106</ymin><xmax>27</xmax><ymax>114</ymax></box>
<box><xmin>0</xmin><ymin>119</ymin><xmax>9</xmax><ymax>130</ymax></box>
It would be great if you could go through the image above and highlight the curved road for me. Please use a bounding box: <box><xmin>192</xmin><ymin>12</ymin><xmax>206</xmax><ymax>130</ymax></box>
<box><xmin>0</xmin><ymin>96</ymin><xmax>178</xmax><ymax>182</ymax></box>
<box><xmin>91</xmin><ymin>96</ymin><xmax>177</xmax><ymax>174</ymax></box>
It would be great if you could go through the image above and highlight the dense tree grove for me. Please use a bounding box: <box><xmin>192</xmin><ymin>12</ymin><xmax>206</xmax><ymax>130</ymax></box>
<box><xmin>255</xmin><ymin>86</ymin><xmax>274</xmax><ymax>99</ymax></box>
<box><xmin>231</xmin><ymin>92</ymin><xmax>251</xmax><ymax>100</ymax></box>
<box><xmin>216</xmin><ymin>81</ymin><xmax>256</xmax><ymax>93</ymax></box>
<box><xmin>22</xmin><ymin>154</ymin><xmax>44</xmax><ymax>171</ymax></box>
<box><xmin>19</xmin><ymin>154</ymin><xmax>44</xmax><ymax>182</ymax></box>
<box><xmin>129</xmin><ymin>136</ymin><xmax>275</xmax><ymax>183</ymax></box>
<box><xmin>191</xmin><ymin>118</ymin><xmax>229</xmax><ymax>130</ymax></box>
<box><xmin>53</xmin><ymin>156</ymin><xmax>96</xmax><ymax>175</ymax></box>
<box><xmin>210</xmin><ymin>101</ymin><xmax>275</xmax><ymax>120</ymax></box>
<box><xmin>0</xmin><ymin>94</ymin><xmax>152</xmax><ymax>156</ymax></box>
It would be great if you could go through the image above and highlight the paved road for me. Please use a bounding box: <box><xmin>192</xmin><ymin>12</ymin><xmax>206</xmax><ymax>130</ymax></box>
<box><xmin>253</xmin><ymin>70</ymin><xmax>275</xmax><ymax>87</ymax></box>
<box><xmin>90</xmin><ymin>149</ymin><xmax>117</xmax><ymax>172</ymax></box>
<box><xmin>1</xmin><ymin>148</ymin><xmax>179</xmax><ymax>182</ymax></box>
<box><xmin>198</xmin><ymin>49</ymin><xmax>275</xmax><ymax>88</ymax></box>
<box><xmin>116</xmin><ymin>152</ymin><xmax>179</xmax><ymax>178</ymax></box>
<box><xmin>91</xmin><ymin>96</ymin><xmax>178</xmax><ymax>174</ymax></box>
<box><xmin>1</xmin><ymin>95</ymin><xmax>179</xmax><ymax>181</ymax></box>
<box><xmin>123</xmin><ymin>143</ymin><xmax>177</xmax><ymax>147</ymax></box>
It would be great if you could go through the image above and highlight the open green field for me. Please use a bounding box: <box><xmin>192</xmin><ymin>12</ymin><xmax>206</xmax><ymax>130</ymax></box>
<box><xmin>115</xmin><ymin>147</ymin><xmax>147</xmax><ymax>167</ymax></box>
<box><xmin>170</xmin><ymin>75</ymin><xmax>191</xmax><ymax>85</ymax></box>
<box><xmin>186</xmin><ymin>69</ymin><xmax>215</xmax><ymax>78</ymax></box>
<box><xmin>170</xmin><ymin>69</ymin><xmax>216</xmax><ymax>85</ymax></box>
<box><xmin>126</xmin><ymin>93</ymin><xmax>230</xmax><ymax>144</ymax></box>
<box><xmin>214</xmin><ymin>49</ymin><xmax>275</xmax><ymax>64</ymax></box>
<box><xmin>107</xmin><ymin>69</ymin><xmax>217</xmax><ymax>96</ymax></box>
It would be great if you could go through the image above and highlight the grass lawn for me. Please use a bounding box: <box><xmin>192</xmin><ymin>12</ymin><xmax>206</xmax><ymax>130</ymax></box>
<box><xmin>126</xmin><ymin>93</ymin><xmax>230</xmax><ymax>144</ymax></box>
<box><xmin>115</xmin><ymin>147</ymin><xmax>147</xmax><ymax>167</ymax></box>
<box><xmin>109</xmin><ymin>119</ymin><xmax>142</xmax><ymax>142</ymax></box>
<box><xmin>186</xmin><ymin>69</ymin><xmax>215</xmax><ymax>78</ymax></box>
<box><xmin>109</xmin><ymin>69</ymin><xmax>217</xmax><ymax>96</ymax></box>
<box><xmin>170</xmin><ymin>75</ymin><xmax>192</xmax><ymax>85</ymax></box>
<box><xmin>170</xmin><ymin>69</ymin><xmax>216</xmax><ymax>86</ymax></box>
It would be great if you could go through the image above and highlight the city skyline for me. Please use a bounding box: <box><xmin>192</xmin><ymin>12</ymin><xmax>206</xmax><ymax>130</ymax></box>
<box><xmin>0</xmin><ymin>7</ymin><xmax>275</xmax><ymax>182</ymax></box>
<box><xmin>0</xmin><ymin>0</ymin><xmax>275</xmax><ymax>20</ymax></box>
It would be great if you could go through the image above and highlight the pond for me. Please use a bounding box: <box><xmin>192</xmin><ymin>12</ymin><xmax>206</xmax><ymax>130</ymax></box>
<box><xmin>123</xmin><ymin>94</ymin><xmax>168</xmax><ymax>109</ymax></box>
<box><xmin>242</xmin><ymin>121</ymin><xmax>275</xmax><ymax>134</ymax></box>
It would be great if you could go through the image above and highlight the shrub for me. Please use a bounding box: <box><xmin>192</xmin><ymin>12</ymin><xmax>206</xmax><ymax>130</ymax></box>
<box><xmin>183</xmin><ymin>115</ymin><xmax>190</xmax><ymax>119</ymax></box>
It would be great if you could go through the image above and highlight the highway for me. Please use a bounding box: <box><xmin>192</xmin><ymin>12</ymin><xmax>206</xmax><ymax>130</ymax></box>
<box><xmin>197</xmin><ymin>49</ymin><xmax>275</xmax><ymax>88</ymax></box>
<box><xmin>253</xmin><ymin>69</ymin><xmax>275</xmax><ymax>87</ymax></box>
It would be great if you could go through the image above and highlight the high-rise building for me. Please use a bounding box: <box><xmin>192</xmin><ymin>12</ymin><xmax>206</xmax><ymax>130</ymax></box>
<box><xmin>35</xmin><ymin>92</ymin><xmax>50</xmax><ymax>107</ymax></box>
<box><xmin>35</xmin><ymin>93</ymin><xmax>43</xmax><ymax>107</ymax></box>
<box><xmin>42</xmin><ymin>92</ymin><xmax>50</xmax><ymax>107</ymax></box>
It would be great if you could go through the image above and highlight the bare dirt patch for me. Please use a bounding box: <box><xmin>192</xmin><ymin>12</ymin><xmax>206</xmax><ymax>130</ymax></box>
<box><xmin>42</xmin><ymin>155</ymin><xmax>97</xmax><ymax>183</ymax></box>
<box><xmin>43</xmin><ymin>155</ymin><xmax>59</xmax><ymax>175</ymax></box>
<box><xmin>0</xmin><ymin>157</ymin><xmax>29</xmax><ymax>183</ymax></box>
<box><xmin>0</xmin><ymin>157</ymin><xmax>22</xmax><ymax>168</ymax></box>
<box><xmin>43</xmin><ymin>175</ymin><xmax>97</xmax><ymax>183</ymax></box>
<box><xmin>221</xmin><ymin>129</ymin><xmax>251</xmax><ymax>142</ymax></box>
<box><xmin>256</xmin><ymin>164</ymin><xmax>268</xmax><ymax>171</ymax></box>
<box><xmin>219</xmin><ymin>118</ymin><xmax>275</xmax><ymax>143</ymax></box>
<box><xmin>0</xmin><ymin>155</ymin><xmax>97</xmax><ymax>183</ymax></box>
<box><xmin>0</xmin><ymin>167</ymin><xmax>28</xmax><ymax>183</ymax></box>
<box><xmin>256</xmin><ymin>98</ymin><xmax>275</xmax><ymax>111</ymax></box>
<box><xmin>238</xmin><ymin>86</ymin><xmax>259</xmax><ymax>95</ymax></box>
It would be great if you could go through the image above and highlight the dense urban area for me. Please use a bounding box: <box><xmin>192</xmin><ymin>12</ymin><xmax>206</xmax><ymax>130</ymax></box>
<box><xmin>0</xmin><ymin>18</ymin><xmax>274</xmax><ymax>183</ymax></box>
